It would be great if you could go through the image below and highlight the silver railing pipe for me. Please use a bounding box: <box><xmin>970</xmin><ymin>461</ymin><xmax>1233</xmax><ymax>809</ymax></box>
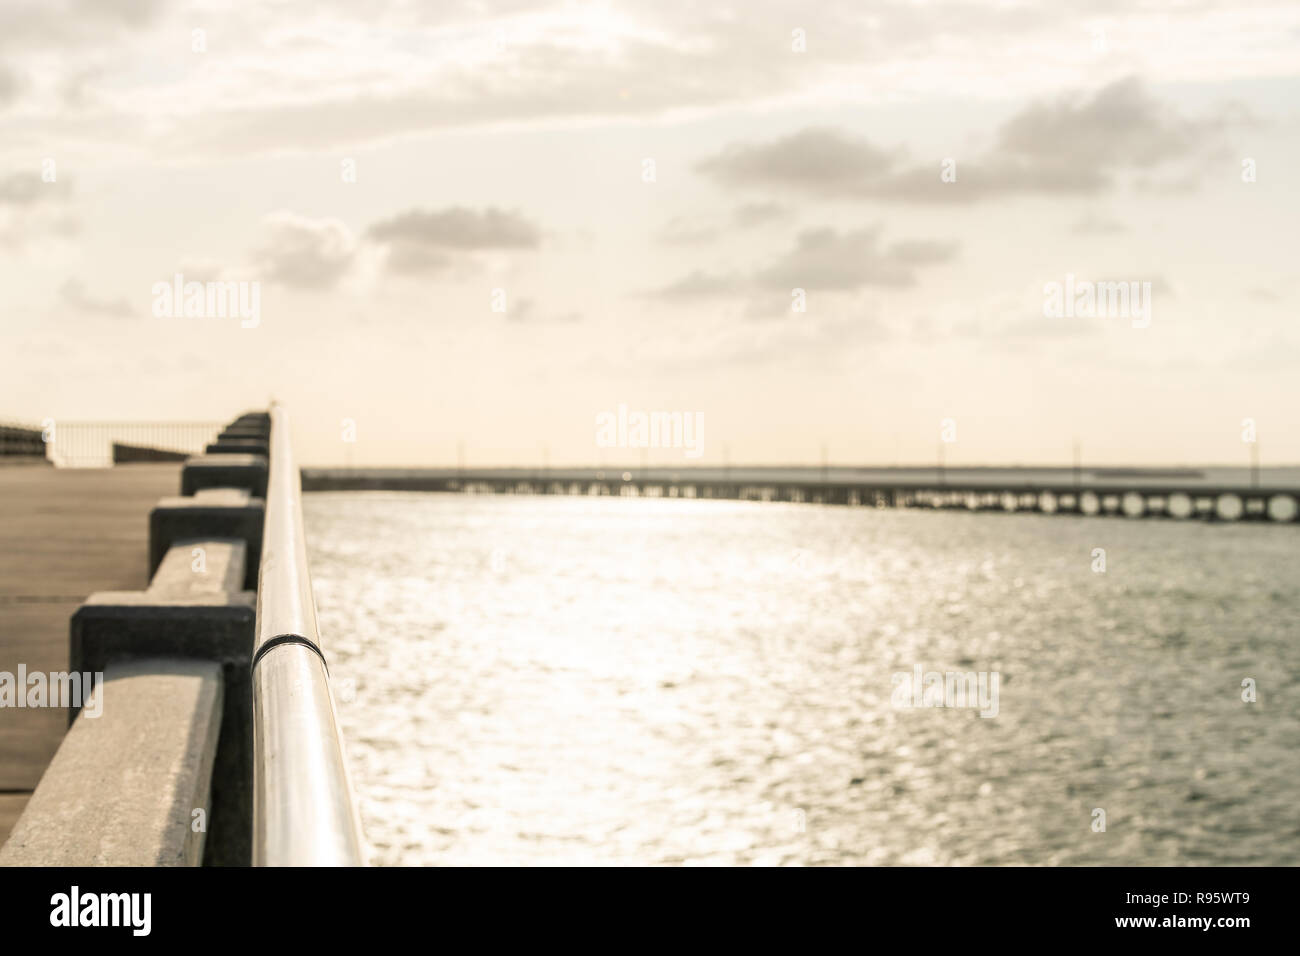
<box><xmin>252</xmin><ymin>404</ymin><xmax>366</xmax><ymax>866</ymax></box>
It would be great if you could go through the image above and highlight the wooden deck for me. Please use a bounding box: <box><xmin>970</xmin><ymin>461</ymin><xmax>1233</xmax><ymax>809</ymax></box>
<box><xmin>0</xmin><ymin>463</ymin><xmax>180</xmax><ymax>846</ymax></box>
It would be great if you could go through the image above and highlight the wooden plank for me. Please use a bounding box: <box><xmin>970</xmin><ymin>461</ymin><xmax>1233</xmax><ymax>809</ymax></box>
<box><xmin>0</xmin><ymin>464</ymin><xmax>180</xmax><ymax>789</ymax></box>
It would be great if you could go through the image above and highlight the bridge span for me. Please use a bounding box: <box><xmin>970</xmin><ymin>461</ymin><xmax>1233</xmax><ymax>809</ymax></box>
<box><xmin>302</xmin><ymin>467</ymin><xmax>1300</xmax><ymax>524</ymax></box>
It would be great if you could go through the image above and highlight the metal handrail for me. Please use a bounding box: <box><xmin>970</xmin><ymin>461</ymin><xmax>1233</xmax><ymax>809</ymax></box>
<box><xmin>251</xmin><ymin>404</ymin><xmax>366</xmax><ymax>866</ymax></box>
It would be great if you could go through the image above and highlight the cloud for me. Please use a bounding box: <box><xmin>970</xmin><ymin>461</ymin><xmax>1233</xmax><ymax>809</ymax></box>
<box><xmin>366</xmin><ymin>206</ymin><xmax>541</xmax><ymax>275</ymax></box>
<box><xmin>243</xmin><ymin>206</ymin><xmax>544</xmax><ymax>285</ymax></box>
<box><xmin>0</xmin><ymin>4</ymin><xmax>1292</xmax><ymax>160</ymax></box>
<box><xmin>888</xmin><ymin>239</ymin><xmax>962</xmax><ymax>266</ymax></box>
<box><xmin>1070</xmin><ymin>213</ymin><xmax>1129</xmax><ymax>235</ymax></box>
<box><xmin>508</xmin><ymin>297</ymin><xmax>581</xmax><ymax>324</ymax></box>
<box><xmin>733</xmin><ymin>202</ymin><xmax>791</xmax><ymax>228</ymax></box>
<box><xmin>367</xmin><ymin>207</ymin><xmax>540</xmax><ymax>250</ymax></box>
<box><xmin>696</xmin><ymin>79</ymin><xmax>1228</xmax><ymax>203</ymax></box>
<box><xmin>996</xmin><ymin>78</ymin><xmax>1207</xmax><ymax>170</ymax></box>
<box><xmin>0</xmin><ymin>64</ymin><xmax>23</xmax><ymax>107</ymax></box>
<box><xmin>252</xmin><ymin>212</ymin><xmax>357</xmax><ymax>288</ymax></box>
<box><xmin>0</xmin><ymin>0</ymin><xmax>166</xmax><ymax>51</ymax></box>
<box><xmin>0</xmin><ymin>171</ymin><xmax>71</xmax><ymax>204</ymax></box>
<box><xmin>83</xmin><ymin>0</ymin><xmax>165</xmax><ymax>28</ymax></box>
<box><xmin>123</xmin><ymin>10</ymin><xmax>827</xmax><ymax>157</ymax></box>
<box><xmin>58</xmin><ymin>278</ymin><xmax>131</xmax><ymax>318</ymax></box>
<box><xmin>649</xmin><ymin>269</ymin><xmax>748</xmax><ymax>300</ymax></box>
<box><xmin>698</xmin><ymin>127</ymin><xmax>898</xmax><ymax>197</ymax></box>
<box><xmin>375</xmin><ymin>244</ymin><xmax>454</xmax><ymax>276</ymax></box>
<box><xmin>755</xmin><ymin>228</ymin><xmax>958</xmax><ymax>291</ymax></box>
<box><xmin>655</xmin><ymin>215</ymin><xmax>718</xmax><ymax>245</ymax></box>
<box><xmin>0</xmin><ymin>171</ymin><xmax>76</xmax><ymax>248</ymax></box>
<box><xmin>651</xmin><ymin>227</ymin><xmax>959</xmax><ymax>301</ymax></box>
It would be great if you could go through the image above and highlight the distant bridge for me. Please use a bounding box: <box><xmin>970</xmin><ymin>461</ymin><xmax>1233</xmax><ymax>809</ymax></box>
<box><xmin>302</xmin><ymin>468</ymin><xmax>1300</xmax><ymax>523</ymax></box>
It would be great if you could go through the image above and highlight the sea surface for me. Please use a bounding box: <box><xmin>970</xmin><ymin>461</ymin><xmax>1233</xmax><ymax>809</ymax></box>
<box><xmin>304</xmin><ymin>492</ymin><xmax>1299</xmax><ymax>866</ymax></box>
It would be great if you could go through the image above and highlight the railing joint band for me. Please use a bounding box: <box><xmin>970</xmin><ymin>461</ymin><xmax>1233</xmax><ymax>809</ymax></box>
<box><xmin>250</xmin><ymin>633</ymin><xmax>329</xmax><ymax>673</ymax></box>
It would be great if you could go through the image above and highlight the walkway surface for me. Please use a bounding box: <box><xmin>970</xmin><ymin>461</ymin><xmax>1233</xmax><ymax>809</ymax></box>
<box><xmin>0</xmin><ymin>462</ymin><xmax>180</xmax><ymax>846</ymax></box>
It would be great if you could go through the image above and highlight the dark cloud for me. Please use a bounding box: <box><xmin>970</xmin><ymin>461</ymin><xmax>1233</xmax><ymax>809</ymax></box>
<box><xmin>245</xmin><ymin>207</ymin><xmax>544</xmax><ymax>284</ymax></box>
<box><xmin>996</xmin><ymin>78</ymin><xmax>1200</xmax><ymax>169</ymax></box>
<box><xmin>366</xmin><ymin>206</ymin><xmax>541</xmax><ymax>276</ymax></box>
<box><xmin>651</xmin><ymin>227</ymin><xmax>959</xmax><ymax>300</ymax></box>
<box><xmin>698</xmin><ymin>127</ymin><xmax>898</xmax><ymax>197</ymax></box>
<box><xmin>367</xmin><ymin>207</ymin><xmax>540</xmax><ymax>250</ymax></box>
<box><xmin>696</xmin><ymin>79</ymin><xmax>1225</xmax><ymax>202</ymax></box>
<box><xmin>252</xmin><ymin>212</ymin><xmax>356</xmax><ymax>288</ymax></box>
<box><xmin>757</xmin><ymin>228</ymin><xmax>957</xmax><ymax>290</ymax></box>
<box><xmin>381</xmin><ymin>245</ymin><xmax>454</xmax><ymax>276</ymax></box>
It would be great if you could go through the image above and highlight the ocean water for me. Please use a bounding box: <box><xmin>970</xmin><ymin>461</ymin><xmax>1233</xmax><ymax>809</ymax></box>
<box><xmin>303</xmin><ymin>492</ymin><xmax>1300</xmax><ymax>866</ymax></box>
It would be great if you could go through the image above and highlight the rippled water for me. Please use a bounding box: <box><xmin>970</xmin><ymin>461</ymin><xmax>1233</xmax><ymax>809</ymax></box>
<box><xmin>304</xmin><ymin>492</ymin><xmax>1299</xmax><ymax>866</ymax></box>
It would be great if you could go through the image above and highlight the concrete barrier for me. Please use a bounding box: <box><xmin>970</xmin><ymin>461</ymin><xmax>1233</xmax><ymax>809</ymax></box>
<box><xmin>219</xmin><ymin>426</ymin><xmax>270</xmax><ymax>442</ymax></box>
<box><xmin>68</xmin><ymin>537</ymin><xmax>255</xmax><ymax>865</ymax></box>
<box><xmin>0</xmin><ymin>423</ymin><xmax>48</xmax><ymax>461</ymax></box>
<box><xmin>206</xmin><ymin>440</ymin><xmax>269</xmax><ymax>457</ymax></box>
<box><xmin>150</xmin><ymin>489</ymin><xmax>264</xmax><ymax>589</ymax></box>
<box><xmin>181</xmin><ymin>453</ymin><xmax>268</xmax><ymax>498</ymax></box>
<box><xmin>0</xmin><ymin>659</ymin><xmax>222</xmax><ymax>867</ymax></box>
<box><xmin>112</xmin><ymin>442</ymin><xmax>190</xmax><ymax>463</ymax></box>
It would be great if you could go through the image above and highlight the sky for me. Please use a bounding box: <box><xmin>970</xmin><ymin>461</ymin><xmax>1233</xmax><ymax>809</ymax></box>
<box><xmin>0</xmin><ymin>0</ymin><xmax>1297</xmax><ymax>467</ymax></box>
